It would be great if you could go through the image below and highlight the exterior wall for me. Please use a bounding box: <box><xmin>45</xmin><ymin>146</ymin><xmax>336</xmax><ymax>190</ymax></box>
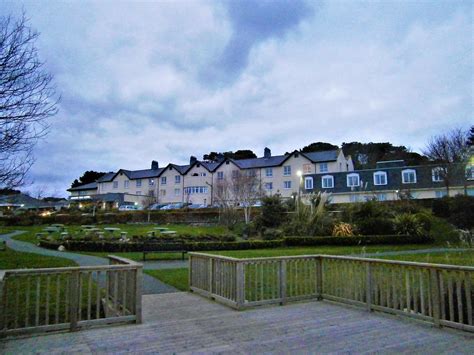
<box><xmin>211</xmin><ymin>160</ymin><xmax>241</xmax><ymax>205</ymax></box>
<box><xmin>183</xmin><ymin>164</ymin><xmax>213</xmax><ymax>205</ymax></box>
<box><xmin>69</xmin><ymin>189</ymin><xmax>97</xmax><ymax>200</ymax></box>
<box><xmin>259</xmin><ymin>153</ymin><xmax>313</xmax><ymax>199</ymax></box>
<box><xmin>157</xmin><ymin>166</ymin><xmax>183</xmax><ymax>204</ymax></box>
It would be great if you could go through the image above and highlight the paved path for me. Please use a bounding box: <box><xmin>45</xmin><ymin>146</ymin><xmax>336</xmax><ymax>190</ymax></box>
<box><xmin>0</xmin><ymin>231</ymin><xmax>178</xmax><ymax>295</ymax></box>
<box><xmin>2</xmin><ymin>293</ymin><xmax>473</xmax><ymax>354</ymax></box>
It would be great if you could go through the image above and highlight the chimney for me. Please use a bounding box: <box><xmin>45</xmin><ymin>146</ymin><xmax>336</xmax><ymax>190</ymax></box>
<box><xmin>151</xmin><ymin>160</ymin><xmax>159</xmax><ymax>170</ymax></box>
<box><xmin>264</xmin><ymin>147</ymin><xmax>271</xmax><ymax>159</ymax></box>
<box><xmin>190</xmin><ymin>156</ymin><xmax>197</xmax><ymax>165</ymax></box>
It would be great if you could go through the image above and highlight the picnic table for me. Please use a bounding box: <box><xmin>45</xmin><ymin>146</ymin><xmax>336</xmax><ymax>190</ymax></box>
<box><xmin>154</xmin><ymin>227</ymin><xmax>170</xmax><ymax>232</ymax></box>
<box><xmin>104</xmin><ymin>227</ymin><xmax>121</xmax><ymax>235</ymax></box>
<box><xmin>44</xmin><ymin>227</ymin><xmax>60</xmax><ymax>235</ymax></box>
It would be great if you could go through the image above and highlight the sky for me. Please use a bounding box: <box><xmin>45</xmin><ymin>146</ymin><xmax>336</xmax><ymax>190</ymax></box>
<box><xmin>3</xmin><ymin>0</ymin><xmax>473</xmax><ymax>197</ymax></box>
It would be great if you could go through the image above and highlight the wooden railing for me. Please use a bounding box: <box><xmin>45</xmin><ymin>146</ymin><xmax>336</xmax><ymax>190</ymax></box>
<box><xmin>0</xmin><ymin>256</ymin><xmax>142</xmax><ymax>338</ymax></box>
<box><xmin>189</xmin><ymin>253</ymin><xmax>474</xmax><ymax>333</ymax></box>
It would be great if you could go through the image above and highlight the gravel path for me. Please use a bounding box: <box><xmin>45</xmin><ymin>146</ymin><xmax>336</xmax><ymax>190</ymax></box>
<box><xmin>0</xmin><ymin>231</ymin><xmax>178</xmax><ymax>295</ymax></box>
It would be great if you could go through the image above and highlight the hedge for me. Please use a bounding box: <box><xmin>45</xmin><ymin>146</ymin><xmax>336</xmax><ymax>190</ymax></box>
<box><xmin>284</xmin><ymin>234</ymin><xmax>434</xmax><ymax>247</ymax></box>
<box><xmin>38</xmin><ymin>239</ymin><xmax>285</xmax><ymax>252</ymax></box>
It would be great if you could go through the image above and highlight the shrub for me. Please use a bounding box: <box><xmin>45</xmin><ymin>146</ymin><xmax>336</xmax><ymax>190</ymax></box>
<box><xmin>393</xmin><ymin>213</ymin><xmax>425</xmax><ymax>237</ymax></box>
<box><xmin>356</xmin><ymin>217</ymin><xmax>395</xmax><ymax>236</ymax></box>
<box><xmin>431</xmin><ymin>197</ymin><xmax>450</xmax><ymax>218</ymax></box>
<box><xmin>285</xmin><ymin>234</ymin><xmax>433</xmax><ymax>247</ymax></box>
<box><xmin>262</xmin><ymin>228</ymin><xmax>284</xmax><ymax>240</ymax></box>
<box><xmin>332</xmin><ymin>222</ymin><xmax>354</xmax><ymax>237</ymax></box>
<box><xmin>257</xmin><ymin>194</ymin><xmax>287</xmax><ymax>229</ymax></box>
<box><xmin>448</xmin><ymin>195</ymin><xmax>474</xmax><ymax>229</ymax></box>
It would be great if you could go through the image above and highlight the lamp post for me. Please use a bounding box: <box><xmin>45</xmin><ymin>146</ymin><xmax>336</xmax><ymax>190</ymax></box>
<box><xmin>296</xmin><ymin>170</ymin><xmax>303</xmax><ymax>212</ymax></box>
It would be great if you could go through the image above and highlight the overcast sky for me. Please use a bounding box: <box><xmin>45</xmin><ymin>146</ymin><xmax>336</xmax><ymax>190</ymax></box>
<box><xmin>3</xmin><ymin>0</ymin><xmax>473</xmax><ymax>196</ymax></box>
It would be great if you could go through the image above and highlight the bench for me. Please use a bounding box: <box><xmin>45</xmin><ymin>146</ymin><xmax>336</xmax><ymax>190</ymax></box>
<box><xmin>142</xmin><ymin>242</ymin><xmax>187</xmax><ymax>261</ymax></box>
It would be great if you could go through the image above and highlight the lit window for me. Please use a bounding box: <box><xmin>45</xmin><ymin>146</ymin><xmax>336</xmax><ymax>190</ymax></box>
<box><xmin>432</xmin><ymin>168</ymin><xmax>443</xmax><ymax>182</ymax></box>
<box><xmin>266</xmin><ymin>168</ymin><xmax>273</xmax><ymax>177</ymax></box>
<box><xmin>124</xmin><ymin>180</ymin><xmax>129</xmax><ymax>189</ymax></box>
<box><xmin>376</xmin><ymin>193</ymin><xmax>386</xmax><ymax>201</ymax></box>
<box><xmin>347</xmin><ymin>173</ymin><xmax>360</xmax><ymax>187</ymax></box>
<box><xmin>320</xmin><ymin>163</ymin><xmax>328</xmax><ymax>173</ymax></box>
<box><xmin>136</xmin><ymin>179</ymin><xmax>142</xmax><ymax>187</ymax></box>
<box><xmin>283</xmin><ymin>165</ymin><xmax>291</xmax><ymax>176</ymax></box>
<box><xmin>435</xmin><ymin>190</ymin><xmax>447</xmax><ymax>198</ymax></box>
<box><xmin>161</xmin><ymin>176</ymin><xmax>167</xmax><ymax>185</ymax></box>
<box><xmin>402</xmin><ymin>169</ymin><xmax>416</xmax><ymax>184</ymax></box>
<box><xmin>265</xmin><ymin>182</ymin><xmax>273</xmax><ymax>190</ymax></box>
<box><xmin>305</xmin><ymin>177</ymin><xmax>313</xmax><ymax>189</ymax></box>
<box><xmin>350</xmin><ymin>194</ymin><xmax>360</xmax><ymax>203</ymax></box>
<box><xmin>148</xmin><ymin>178</ymin><xmax>154</xmax><ymax>186</ymax></box>
<box><xmin>113</xmin><ymin>181</ymin><xmax>118</xmax><ymax>189</ymax></box>
<box><xmin>373</xmin><ymin>171</ymin><xmax>387</xmax><ymax>186</ymax></box>
<box><xmin>283</xmin><ymin>181</ymin><xmax>291</xmax><ymax>189</ymax></box>
<box><xmin>303</xmin><ymin>164</ymin><xmax>312</xmax><ymax>174</ymax></box>
<box><xmin>217</xmin><ymin>171</ymin><xmax>224</xmax><ymax>180</ymax></box>
<box><xmin>321</xmin><ymin>175</ymin><xmax>334</xmax><ymax>188</ymax></box>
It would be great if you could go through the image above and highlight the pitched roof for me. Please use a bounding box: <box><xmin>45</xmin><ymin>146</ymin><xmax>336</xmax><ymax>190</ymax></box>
<box><xmin>97</xmin><ymin>172</ymin><xmax>116</xmax><ymax>182</ymax></box>
<box><xmin>67</xmin><ymin>182</ymin><xmax>98</xmax><ymax>191</ymax></box>
<box><xmin>302</xmin><ymin>150</ymin><xmax>339</xmax><ymax>163</ymax></box>
<box><xmin>232</xmin><ymin>155</ymin><xmax>289</xmax><ymax>169</ymax></box>
<box><xmin>128</xmin><ymin>168</ymin><xmax>164</xmax><ymax>179</ymax></box>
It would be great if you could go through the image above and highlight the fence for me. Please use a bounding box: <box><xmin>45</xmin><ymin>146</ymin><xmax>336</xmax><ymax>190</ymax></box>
<box><xmin>189</xmin><ymin>253</ymin><xmax>474</xmax><ymax>333</ymax></box>
<box><xmin>0</xmin><ymin>256</ymin><xmax>142</xmax><ymax>338</ymax></box>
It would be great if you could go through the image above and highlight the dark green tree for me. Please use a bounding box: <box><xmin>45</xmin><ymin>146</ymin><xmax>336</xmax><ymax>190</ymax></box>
<box><xmin>300</xmin><ymin>142</ymin><xmax>338</xmax><ymax>153</ymax></box>
<box><xmin>71</xmin><ymin>171</ymin><xmax>106</xmax><ymax>188</ymax></box>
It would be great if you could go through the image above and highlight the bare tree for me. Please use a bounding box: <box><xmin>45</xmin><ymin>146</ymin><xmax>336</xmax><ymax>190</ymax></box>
<box><xmin>423</xmin><ymin>128</ymin><xmax>470</xmax><ymax>194</ymax></box>
<box><xmin>214</xmin><ymin>170</ymin><xmax>263</xmax><ymax>225</ymax></box>
<box><xmin>0</xmin><ymin>13</ymin><xmax>59</xmax><ymax>188</ymax></box>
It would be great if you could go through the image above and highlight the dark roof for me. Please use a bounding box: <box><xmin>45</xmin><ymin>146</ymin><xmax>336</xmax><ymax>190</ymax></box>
<box><xmin>0</xmin><ymin>193</ymin><xmax>41</xmax><ymax>207</ymax></box>
<box><xmin>97</xmin><ymin>172</ymin><xmax>116</xmax><ymax>182</ymax></box>
<box><xmin>67</xmin><ymin>182</ymin><xmax>98</xmax><ymax>192</ymax></box>
<box><xmin>128</xmin><ymin>168</ymin><xmax>164</xmax><ymax>179</ymax></box>
<box><xmin>302</xmin><ymin>150</ymin><xmax>339</xmax><ymax>163</ymax></box>
<box><xmin>232</xmin><ymin>155</ymin><xmax>288</xmax><ymax>169</ymax></box>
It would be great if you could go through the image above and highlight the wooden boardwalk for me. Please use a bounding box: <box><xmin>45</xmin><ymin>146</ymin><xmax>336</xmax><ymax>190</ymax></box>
<box><xmin>2</xmin><ymin>292</ymin><xmax>474</xmax><ymax>354</ymax></box>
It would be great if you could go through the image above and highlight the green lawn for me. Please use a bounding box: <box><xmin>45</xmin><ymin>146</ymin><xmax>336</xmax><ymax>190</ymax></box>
<box><xmin>373</xmin><ymin>250</ymin><xmax>474</xmax><ymax>266</ymax></box>
<box><xmin>144</xmin><ymin>268</ymin><xmax>189</xmax><ymax>291</ymax></box>
<box><xmin>0</xmin><ymin>246</ymin><xmax>77</xmax><ymax>270</ymax></box>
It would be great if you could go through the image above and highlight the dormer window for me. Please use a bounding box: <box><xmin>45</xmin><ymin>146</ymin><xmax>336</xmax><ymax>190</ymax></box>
<box><xmin>373</xmin><ymin>171</ymin><xmax>387</xmax><ymax>186</ymax></box>
<box><xmin>402</xmin><ymin>169</ymin><xmax>417</xmax><ymax>184</ymax></box>
<box><xmin>347</xmin><ymin>173</ymin><xmax>360</xmax><ymax>187</ymax></box>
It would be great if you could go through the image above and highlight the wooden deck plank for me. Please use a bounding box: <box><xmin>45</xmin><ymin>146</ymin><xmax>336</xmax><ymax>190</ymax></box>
<box><xmin>2</xmin><ymin>292</ymin><xmax>473</xmax><ymax>354</ymax></box>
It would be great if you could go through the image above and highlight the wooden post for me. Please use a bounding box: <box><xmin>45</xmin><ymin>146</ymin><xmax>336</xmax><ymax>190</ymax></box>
<box><xmin>69</xmin><ymin>270</ymin><xmax>79</xmax><ymax>332</ymax></box>
<box><xmin>0</xmin><ymin>273</ymin><xmax>7</xmax><ymax>336</ymax></box>
<box><xmin>366</xmin><ymin>263</ymin><xmax>372</xmax><ymax>312</ymax></box>
<box><xmin>280</xmin><ymin>260</ymin><xmax>287</xmax><ymax>305</ymax></box>
<box><xmin>236</xmin><ymin>262</ymin><xmax>245</xmax><ymax>309</ymax></box>
<box><xmin>188</xmin><ymin>255</ymin><xmax>193</xmax><ymax>291</ymax></box>
<box><xmin>135</xmin><ymin>266</ymin><xmax>143</xmax><ymax>324</ymax></box>
<box><xmin>209</xmin><ymin>258</ymin><xmax>214</xmax><ymax>294</ymax></box>
<box><xmin>430</xmin><ymin>268</ymin><xmax>441</xmax><ymax>327</ymax></box>
<box><xmin>316</xmin><ymin>257</ymin><xmax>323</xmax><ymax>300</ymax></box>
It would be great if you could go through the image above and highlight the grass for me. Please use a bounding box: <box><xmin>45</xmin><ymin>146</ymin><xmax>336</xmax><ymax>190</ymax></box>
<box><xmin>373</xmin><ymin>250</ymin><xmax>474</xmax><ymax>266</ymax></box>
<box><xmin>144</xmin><ymin>268</ymin><xmax>189</xmax><ymax>291</ymax></box>
<box><xmin>0</xmin><ymin>246</ymin><xmax>77</xmax><ymax>270</ymax></box>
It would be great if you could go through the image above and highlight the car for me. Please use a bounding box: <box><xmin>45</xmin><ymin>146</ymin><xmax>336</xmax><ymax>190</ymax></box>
<box><xmin>118</xmin><ymin>204</ymin><xmax>141</xmax><ymax>211</ymax></box>
<box><xmin>160</xmin><ymin>202</ymin><xmax>190</xmax><ymax>210</ymax></box>
<box><xmin>148</xmin><ymin>203</ymin><xmax>168</xmax><ymax>210</ymax></box>
<box><xmin>187</xmin><ymin>203</ymin><xmax>207</xmax><ymax>209</ymax></box>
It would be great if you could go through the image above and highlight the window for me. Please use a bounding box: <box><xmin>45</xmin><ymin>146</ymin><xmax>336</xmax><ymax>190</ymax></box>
<box><xmin>321</xmin><ymin>175</ymin><xmax>334</xmax><ymax>188</ymax></box>
<box><xmin>136</xmin><ymin>179</ymin><xmax>142</xmax><ymax>187</ymax></box>
<box><xmin>217</xmin><ymin>171</ymin><xmax>224</xmax><ymax>180</ymax></box>
<box><xmin>199</xmin><ymin>172</ymin><xmax>207</xmax><ymax>177</ymax></box>
<box><xmin>305</xmin><ymin>177</ymin><xmax>313</xmax><ymax>189</ymax></box>
<box><xmin>303</xmin><ymin>164</ymin><xmax>312</xmax><ymax>174</ymax></box>
<box><xmin>136</xmin><ymin>191</ymin><xmax>142</xmax><ymax>195</ymax></box>
<box><xmin>283</xmin><ymin>181</ymin><xmax>291</xmax><ymax>189</ymax></box>
<box><xmin>113</xmin><ymin>181</ymin><xmax>118</xmax><ymax>189</ymax></box>
<box><xmin>174</xmin><ymin>188</ymin><xmax>180</xmax><ymax>196</ymax></box>
<box><xmin>265</xmin><ymin>182</ymin><xmax>273</xmax><ymax>190</ymax></box>
<box><xmin>160</xmin><ymin>189</ymin><xmax>166</xmax><ymax>196</ymax></box>
<box><xmin>184</xmin><ymin>186</ymin><xmax>209</xmax><ymax>194</ymax></box>
<box><xmin>161</xmin><ymin>176</ymin><xmax>167</xmax><ymax>185</ymax></box>
<box><xmin>347</xmin><ymin>173</ymin><xmax>360</xmax><ymax>187</ymax></box>
<box><xmin>373</xmin><ymin>171</ymin><xmax>387</xmax><ymax>186</ymax></box>
<box><xmin>402</xmin><ymin>169</ymin><xmax>416</xmax><ymax>184</ymax></box>
<box><xmin>175</xmin><ymin>175</ymin><xmax>181</xmax><ymax>184</ymax></box>
<box><xmin>283</xmin><ymin>165</ymin><xmax>291</xmax><ymax>176</ymax></box>
<box><xmin>148</xmin><ymin>178</ymin><xmax>154</xmax><ymax>186</ymax></box>
<box><xmin>435</xmin><ymin>190</ymin><xmax>447</xmax><ymax>198</ymax></box>
<box><xmin>232</xmin><ymin>170</ymin><xmax>239</xmax><ymax>178</ymax></box>
<box><xmin>432</xmin><ymin>168</ymin><xmax>443</xmax><ymax>182</ymax></box>
<box><xmin>265</xmin><ymin>168</ymin><xmax>273</xmax><ymax>177</ymax></box>
<box><xmin>246</xmin><ymin>169</ymin><xmax>256</xmax><ymax>177</ymax></box>
<box><xmin>350</xmin><ymin>194</ymin><xmax>360</xmax><ymax>203</ymax></box>
<box><xmin>320</xmin><ymin>163</ymin><xmax>328</xmax><ymax>173</ymax></box>
<box><xmin>124</xmin><ymin>180</ymin><xmax>129</xmax><ymax>189</ymax></box>
<box><xmin>148</xmin><ymin>190</ymin><xmax>154</xmax><ymax>197</ymax></box>
<box><xmin>467</xmin><ymin>166</ymin><xmax>474</xmax><ymax>180</ymax></box>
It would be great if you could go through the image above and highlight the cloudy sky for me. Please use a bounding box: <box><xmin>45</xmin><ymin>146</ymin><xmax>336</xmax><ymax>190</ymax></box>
<box><xmin>3</xmin><ymin>0</ymin><xmax>473</xmax><ymax>196</ymax></box>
